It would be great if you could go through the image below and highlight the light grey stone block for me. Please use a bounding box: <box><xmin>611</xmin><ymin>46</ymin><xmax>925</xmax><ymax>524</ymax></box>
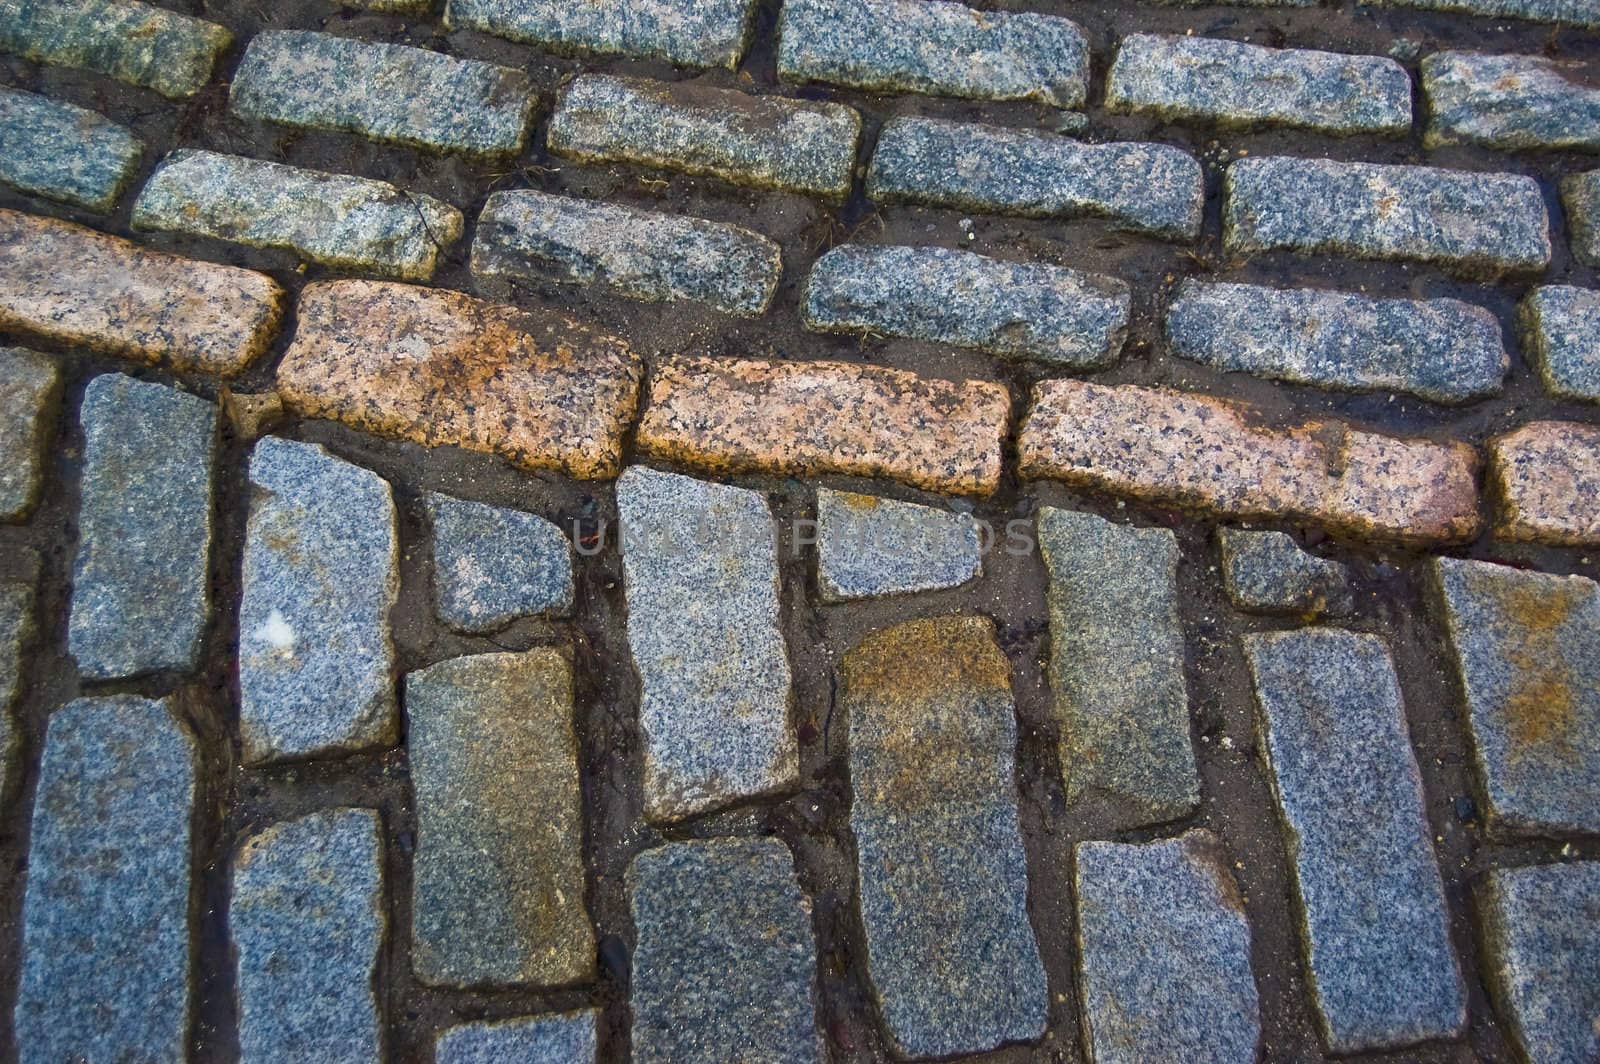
<box><xmin>1520</xmin><ymin>285</ymin><xmax>1600</xmax><ymax>403</ymax></box>
<box><xmin>1362</xmin><ymin>0</ymin><xmax>1600</xmax><ymax>24</ymax></box>
<box><xmin>0</xmin><ymin>346</ymin><xmax>59</xmax><ymax>522</ymax></box>
<box><xmin>1560</xmin><ymin>169</ymin><xmax>1600</xmax><ymax>267</ymax></box>
<box><xmin>445</xmin><ymin>0</ymin><xmax>759</xmax><ymax>69</ymax></box>
<box><xmin>0</xmin><ymin>87</ymin><xmax>141</xmax><ymax>212</ymax></box>
<box><xmin>1219</xmin><ymin>528</ymin><xmax>1354</xmax><ymax>617</ymax></box>
<box><xmin>1424</xmin><ymin>51</ymin><xmax>1600</xmax><ymax>152</ymax></box>
<box><xmin>424</xmin><ymin>491</ymin><xmax>573</xmax><ymax>632</ymax></box>
<box><xmin>816</xmin><ymin>487</ymin><xmax>981</xmax><ymax>601</ymax></box>
<box><xmin>0</xmin><ymin>0</ymin><xmax>231</xmax><ymax>98</ymax></box>
<box><xmin>435</xmin><ymin>1011</ymin><xmax>598</xmax><ymax>1064</ymax></box>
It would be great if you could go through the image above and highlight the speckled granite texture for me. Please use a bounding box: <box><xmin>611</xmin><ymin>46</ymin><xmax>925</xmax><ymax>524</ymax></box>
<box><xmin>1423</xmin><ymin>51</ymin><xmax>1600</xmax><ymax>151</ymax></box>
<box><xmin>0</xmin><ymin>86</ymin><xmax>142</xmax><ymax>212</ymax></box>
<box><xmin>435</xmin><ymin>1011</ymin><xmax>599</xmax><ymax>1064</ymax></box>
<box><xmin>1488</xmin><ymin>421</ymin><xmax>1600</xmax><ymax>545</ymax></box>
<box><xmin>1364</xmin><ymin>0</ymin><xmax>1600</xmax><ymax>23</ymax></box>
<box><xmin>0</xmin><ymin>346</ymin><xmax>59</xmax><ymax>523</ymax></box>
<box><xmin>1559</xmin><ymin>170</ymin><xmax>1600</xmax><ymax>266</ymax></box>
<box><xmin>445</xmin><ymin>0</ymin><xmax>759</xmax><ymax>69</ymax></box>
<box><xmin>1520</xmin><ymin>285</ymin><xmax>1600</xmax><ymax>402</ymax></box>
<box><xmin>0</xmin><ymin>0</ymin><xmax>231</xmax><ymax>98</ymax></box>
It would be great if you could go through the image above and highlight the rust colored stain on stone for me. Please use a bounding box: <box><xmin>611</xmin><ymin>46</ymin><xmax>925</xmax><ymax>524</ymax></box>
<box><xmin>1501</xmin><ymin>579</ymin><xmax>1581</xmax><ymax>759</ymax></box>
<box><xmin>636</xmin><ymin>355</ymin><xmax>1011</xmax><ymax>495</ymax></box>
<box><xmin>1018</xmin><ymin>378</ymin><xmax>1481</xmax><ymax>544</ymax></box>
<box><xmin>276</xmin><ymin>280</ymin><xmax>643</xmax><ymax>480</ymax></box>
<box><xmin>0</xmin><ymin>208</ymin><xmax>285</xmax><ymax>377</ymax></box>
<box><xmin>1488</xmin><ymin>420</ymin><xmax>1600</xmax><ymax>546</ymax></box>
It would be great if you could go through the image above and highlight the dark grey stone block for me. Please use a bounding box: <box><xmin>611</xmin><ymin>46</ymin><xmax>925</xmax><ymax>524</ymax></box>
<box><xmin>445</xmin><ymin>0</ymin><xmax>758</xmax><ymax>69</ymax></box>
<box><xmin>0</xmin><ymin>581</ymin><xmax>32</xmax><ymax>801</ymax></box>
<box><xmin>0</xmin><ymin>0</ymin><xmax>231</xmax><ymax>98</ymax></box>
<box><xmin>424</xmin><ymin>491</ymin><xmax>573</xmax><ymax>633</ymax></box>
<box><xmin>1362</xmin><ymin>0</ymin><xmax>1600</xmax><ymax>24</ymax></box>
<box><xmin>0</xmin><ymin>87</ymin><xmax>141</xmax><ymax>212</ymax></box>
<box><xmin>1219</xmin><ymin>528</ymin><xmax>1355</xmax><ymax>617</ymax></box>
<box><xmin>1520</xmin><ymin>284</ymin><xmax>1600</xmax><ymax>403</ymax></box>
<box><xmin>0</xmin><ymin>346</ymin><xmax>59</xmax><ymax>522</ymax></box>
<box><xmin>1424</xmin><ymin>51</ymin><xmax>1600</xmax><ymax>151</ymax></box>
<box><xmin>1560</xmin><ymin>170</ymin><xmax>1600</xmax><ymax>267</ymax></box>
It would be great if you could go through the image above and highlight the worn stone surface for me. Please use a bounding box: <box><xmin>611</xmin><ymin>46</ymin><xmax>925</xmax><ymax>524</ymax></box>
<box><xmin>1479</xmin><ymin>862</ymin><xmax>1600</xmax><ymax>1064</ymax></box>
<box><xmin>1038</xmin><ymin>508</ymin><xmax>1198</xmax><ymax>824</ymax></box>
<box><xmin>629</xmin><ymin>838</ymin><xmax>820</xmax><ymax>1063</ymax></box>
<box><xmin>1245</xmin><ymin>628</ymin><xmax>1466</xmax><ymax>1052</ymax></box>
<box><xmin>277</xmin><ymin>280</ymin><xmax>642</xmax><ymax>480</ymax></box>
<box><xmin>446</xmin><ymin>0</ymin><xmax>757</xmax><ymax>69</ymax></box>
<box><xmin>0</xmin><ymin>208</ymin><xmax>286</xmax><ymax>377</ymax></box>
<box><xmin>238</xmin><ymin>436</ymin><xmax>398</xmax><ymax>763</ymax></box>
<box><xmin>14</xmin><ymin>695</ymin><xmax>194</xmax><ymax>1063</ymax></box>
<box><xmin>1430</xmin><ymin>558</ymin><xmax>1600</xmax><ymax>836</ymax></box>
<box><xmin>0</xmin><ymin>346</ymin><xmax>59</xmax><ymax>522</ymax></box>
<box><xmin>1225</xmin><ymin>156</ymin><xmax>1551</xmax><ymax>277</ymax></box>
<box><xmin>231</xmin><ymin>30</ymin><xmax>534</xmax><ymax>156</ymax></box>
<box><xmin>133</xmin><ymin>149</ymin><xmax>463</xmax><ymax>281</ymax></box>
<box><xmin>68</xmin><ymin>374</ymin><xmax>216</xmax><ymax>679</ymax></box>
<box><xmin>435</xmin><ymin>1011</ymin><xmax>599</xmax><ymax>1064</ymax></box>
<box><xmin>0</xmin><ymin>582</ymin><xmax>32</xmax><ymax>800</ymax></box>
<box><xmin>1363</xmin><ymin>0</ymin><xmax>1600</xmax><ymax>24</ymax></box>
<box><xmin>844</xmin><ymin>616</ymin><xmax>1047</xmax><ymax>1057</ymax></box>
<box><xmin>1075</xmin><ymin>830</ymin><xmax>1260</xmax><ymax>1064</ymax></box>
<box><xmin>1424</xmin><ymin>51</ymin><xmax>1600</xmax><ymax>151</ymax></box>
<box><xmin>1020</xmin><ymin>379</ymin><xmax>1482</xmax><ymax>545</ymax></box>
<box><xmin>1521</xmin><ymin>285</ymin><xmax>1600</xmax><ymax>402</ymax></box>
<box><xmin>816</xmin><ymin>488</ymin><xmax>981</xmax><ymax>602</ymax></box>
<box><xmin>232</xmin><ymin>808</ymin><xmax>385</xmax><ymax>1063</ymax></box>
<box><xmin>0</xmin><ymin>86</ymin><xmax>141</xmax><ymax>212</ymax></box>
<box><xmin>548</xmin><ymin>74</ymin><xmax>860</xmax><ymax>200</ymax></box>
<box><xmin>0</xmin><ymin>0</ymin><xmax>230</xmax><ymax>98</ymax></box>
<box><xmin>424</xmin><ymin>492</ymin><xmax>573</xmax><ymax>632</ymax></box>
<box><xmin>869</xmin><ymin>116</ymin><xmax>1204</xmax><ymax>240</ymax></box>
<box><xmin>617</xmin><ymin>467</ymin><xmax>795</xmax><ymax>821</ymax></box>
<box><xmin>407</xmin><ymin>649</ymin><xmax>593</xmax><ymax>986</ymax></box>
<box><xmin>1220</xmin><ymin>528</ymin><xmax>1355</xmax><ymax>617</ymax></box>
<box><xmin>637</xmin><ymin>355</ymin><xmax>1010</xmax><ymax>495</ymax></box>
<box><xmin>1166</xmin><ymin>279</ymin><xmax>1507</xmax><ymax>404</ymax></box>
<box><xmin>803</xmin><ymin>243</ymin><xmax>1129</xmax><ymax>367</ymax></box>
<box><xmin>1488</xmin><ymin>420</ymin><xmax>1600</xmax><ymax>545</ymax></box>
<box><xmin>778</xmin><ymin>0</ymin><xmax>1088</xmax><ymax>108</ymax></box>
<box><xmin>1559</xmin><ymin>169</ymin><xmax>1600</xmax><ymax>267</ymax></box>
<box><xmin>473</xmin><ymin>189</ymin><xmax>780</xmax><ymax>316</ymax></box>
<box><xmin>1109</xmin><ymin>34</ymin><xmax>1410</xmax><ymax>135</ymax></box>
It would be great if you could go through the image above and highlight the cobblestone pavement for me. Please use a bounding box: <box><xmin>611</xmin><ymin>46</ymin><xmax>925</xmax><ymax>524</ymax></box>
<box><xmin>1</xmin><ymin>0</ymin><xmax>1599</xmax><ymax>1061</ymax></box>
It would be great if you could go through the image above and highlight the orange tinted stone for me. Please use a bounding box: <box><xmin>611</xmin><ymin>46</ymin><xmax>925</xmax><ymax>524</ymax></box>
<box><xmin>1488</xmin><ymin>420</ymin><xmax>1600</xmax><ymax>545</ymax></box>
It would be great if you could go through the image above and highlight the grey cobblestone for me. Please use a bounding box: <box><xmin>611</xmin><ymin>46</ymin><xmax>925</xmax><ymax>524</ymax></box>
<box><xmin>446</xmin><ymin>0</ymin><xmax>758</xmax><ymax>69</ymax></box>
<box><xmin>0</xmin><ymin>346</ymin><xmax>58</xmax><ymax>523</ymax></box>
<box><xmin>0</xmin><ymin>86</ymin><xmax>141</xmax><ymax>212</ymax></box>
<box><xmin>1363</xmin><ymin>0</ymin><xmax>1600</xmax><ymax>23</ymax></box>
<box><xmin>0</xmin><ymin>581</ymin><xmax>31</xmax><ymax>799</ymax></box>
<box><xmin>1220</xmin><ymin>528</ymin><xmax>1355</xmax><ymax>617</ymax></box>
<box><xmin>424</xmin><ymin>491</ymin><xmax>572</xmax><ymax>632</ymax></box>
<box><xmin>0</xmin><ymin>0</ymin><xmax>231</xmax><ymax>98</ymax></box>
<box><xmin>1559</xmin><ymin>168</ymin><xmax>1600</xmax><ymax>266</ymax></box>
<box><xmin>1423</xmin><ymin>51</ymin><xmax>1600</xmax><ymax>152</ymax></box>
<box><xmin>816</xmin><ymin>488</ymin><xmax>981</xmax><ymax>601</ymax></box>
<box><xmin>435</xmin><ymin>1011</ymin><xmax>598</xmax><ymax>1064</ymax></box>
<box><xmin>1520</xmin><ymin>284</ymin><xmax>1600</xmax><ymax>402</ymax></box>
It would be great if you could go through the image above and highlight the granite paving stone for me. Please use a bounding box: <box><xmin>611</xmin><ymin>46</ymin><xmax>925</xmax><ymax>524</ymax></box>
<box><xmin>1423</xmin><ymin>50</ymin><xmax>1600</xmax><ymax>151</ymax></box>
<box><xmin>232</xmin><ymin>808</ymin><xmax>385</xmax><ymax>1063</ymax></box>
<box><xmin>1020</xmin><ymin>379</ymin><xmax>1482</xmax><ymax>545</ymax></box>
<box><xmin>1075</xmin><ymin>830</ymin><xmax>1261</xmax><ymax>1064</ymax></box>
<box><xmin>0</xmin><ymin>346</ymin><xmax>59</xmax><ymax>522</ymax></box>
<box><xmin>629</xmin><ymin>838</ymin><xmax>820</xmax><ymax>1063</ymax></box>
<box><xmin>435</xmin><ymin>1011</ymin><xmax>599</xmax><ymax>1064</ymax></box>
<box><xmin>276</xmin><ymin>280</ymin><xmax>642</xmax><ymax>480</ymax></box>
<box><xmin>0</xmin><ymin>208</ymin><xmax>286</xmax><ymax>376</ymax></box>
<box><xmin>1362</xmin><ymin>0</ymin><xmax>1600</xmax><ymax>23</ymax></box>
<box><xmin>1488</xmin><ymin>420</ymin><xmax>1600</xmax><ymax>545</ymax></box>
<box><xmin>1165</xmin><ymin>279</ymin><xmax>1508</xmax><ymax>404</ymax></box>
<box><xmin>445</xmin><ymin>0</ymin><xmax>759</xmax><ymax>69</ymax></box>
<box><xmin>548</xmin><ymin>74</ymin><xmax>860</xmax><ymax>200</ymax></box>
<box><xmin>617</xmin><ymin>466</ymin><xmax>795</xmax><ymax>821</ymax></box>
<box><xmin>1108</xmin><ymin>34</ymin><xmax>1411</xmax><ymax>135</ymax></box>
<box><xmin>407</xmin><ymin>648</ymin><xmax>594</xmax><ymax>986</ymax></box>
<box><xmin>0</xmin><ymin>0</ymin><xmax>231</xmax><ymax>98</ymax></box>
<box><xmin>868</xmin><ymin>116</ymin><xmax>1204</xmax><ymax>240</ymax></box>
<box><xmin>344</xmin><ymin>0</ymin><xmax>432</xmax><ymax>9</ymax></box>
<box><xmin>803</xmin><ymin>243</ymin><xmax>1130</xmax><ymax>367</ymax></box>
<box><xmin>1430</xmin><ymin>557</ymin><xmax>1600</xmax><ymax>836</ymax></box>
<box><xmin>1224</xmin><ymin>156</ymin><xmax>1551</xmax><ymax>277</ymax></box>
<box><xmin>777</xmin><ymin>0</ymin><xmax>1089</xmax><ymax>108</ymax></box>
<box><xmin>473</xmin><ymin>189</ymin><xmax>781</xmax><ymax>316</ymax></box>
<box><xmin>231</xmin><ymin>30</ymin><xmax>535</xmax><ymax>156</ymax></box>
<box><xmin>636</xmin><ymin>355</ymin><xmax>1011</xmax><ymax>495</ymax></box>
<box><xmin>133</xmin><ymin>150</ymin><xmax>464</xmax><ymax>281</ymax></box>
<box><xmin>424</xmin><ymin>492</ymin><xmax>573</xmax><ymax>633</ymax></box>
<box><xmin>238</xmin><ymin>436</ymin><xmax>398</xmax><ymax>763</ymax></box>
<box><xmin>844</xmin><ymin>616</ymin><xmax>1047</xmax><ymax>1057</ymax></box>
<box><xmin>69</xmin><ymin>375</ymin><xmax>216</xmax><ymax>679</ymax></box>
<box><xmin>1038</xmin><ymin>508</ymin><xmax>1198</xmax><ymax>824</ymax></box>
<box><xmin>0</xmin><ymin>582</ymin><xmax>32</xmax><ymax>800</ymax></box>
<box><xmin>816</xmin><ymin>488</ymin><xmax>981</xmax><ymax>601</ymax></box>
<box><xmin>1244</xmin><ymin>628</ymin><xmax>1466</xmax><ymax>1052</ymax></box>
<box><xmin>1520</xmin><ymin>285</ymin><xmax>1600</xmax><ymax>402</ymax></box>
<box><xmin>1559</xmin><ymin>169</ymin><xmax>1600</xmax><ymax>266</ymax></box>
<box><xmin>0</xmin><ymin>87</ymin><xmax>142</xmax><ymax>212</ymax></box>
<box><xmin>14</xmin><ymin>695</ymin><xmax>194</xmax><ymax>1063</ymax></box>
<box><xmin>1220</xmin><ymin>528</ymin><xmax>1355</xmax><ymax>617</ymax></box>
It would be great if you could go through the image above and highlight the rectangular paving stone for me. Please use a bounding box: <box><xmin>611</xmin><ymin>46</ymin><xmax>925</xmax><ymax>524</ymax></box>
<box><xmin>68</xmin><ymin>374</ymin><xmax>216</xmax><ymax>680</ymax></box>
<box><xmin>232</xmin><ymin>808</ymin><xmax>385</xmax><ymax>1062</ymax></box>
<box><xmin>1108</xmin><ymin>34</ymin><xmax>1411</xmax><ymax>136</ymax></box>
<box><xmin>547</xmin><ymin>74</ymin><xmax>860</xmax><ymax>200</ymax></box>
<box><xmin>777</xmin><ymin>0</ymin><xmax>1089</xmax><ymax>108</ymax></box>
<box><xmin>629</xmin><ymin>838</ymin><xmax>820</xmax><ymax>1063</ymax></box>
<box><xmin>446</xmin><ymin>0</ymin><xmax>758</xmax><ymax>69</ymax></box>
<box><xmin>1520</xmin><ymin>285</ymin><xmax>1600</xmax><ymax>402</ymax></box>
<box><xmin>1224</xmin><ymin>156</ymin><xmax>1551</xmax><ymax>277</ymax></box>
<box><xmin>869</xmin><ymin>116</ymin><xmax>1203</xmax><ymax>241</ymax></box>
<box><xmin>617</xmin><ymin>467</ymin><xmax>795</xmax><ymax>822</ymax></box>
<box><xmin>0</xmin><ymin>582</ymin><xmax>33</xmax><ymax>801</ymax></box>
<box><xmin>0</xmin><ymin>0</ymin><xmax>231</xmax><ymax>98</ymax></box>
<box><xmin>473</xmin><ymin>189</ymin><xmax>780</xmax><ymax>317</ymax></box>
<box><xmin>0</xmin><ymin>208</ymin><xmax>286</xmax><ymax>377</ymax></box>
<box><xmin>0</xmin><ymin>346</ymin><xmax>59</xmax><ymax>522</ymax></box>
<box><xmin>1020</xmin><ymin>379</ymin><xmax>1482</xmax><ymax>545</ymax></box>
<box><xmin>844</xmin><ymin>616</ymin><xmax>1047</xmax><ymax>1057</ymax></box>
<box><xmin>1165</xmin><ymin>279</ymin><xmax>1508</xmax><ymax>404</ymax></box>
<box><xmin>1075</xmin><ymin>831</ymin><xmax>1260</xmax><ymax>1064</ymax></box>
<box><xmin>1559</xmin><ymin>170</ymin><xmax>1600</xmax><ymax>266</ymax></box>
<box><xmin>407</xmin><ymin>649</ymin><xmax>593</xmax><ymax>986</ymax></box>
<box><xmin>1424</xmin><ymin>51</ymin><xmax>1600</xmax><ymax>152</ymax></box>
<box><xmin>277</xmin><ymin>280</ymin><xmax>642</xmax><ymax>480</ymax></box>
<box><xmin>436</xmin><ymin>1011</ymin><xmax>598</xmax><ymax>1064</ymax></box>
<box><xmin>1245</xmin><ymin>628</ymin><xmax>1466</xmax><ymax>1052</ymax></box>
<box><xmin>1220</xmin><ymin>528</ymin><xmax>1354</xmax><ymax>618</ymax></box>
<box><xmin>1488</xmin><ymin>421</ymin><xmax>1600</xmax><ymax>545</ymax></box>
<box><xmin>133</xmin><ymin>149</ymin><xmax>463</xmax><ymax>282</ymax></box>
<box><xmin>1364</xmin><ymin>0</ymin><xmax>1600</xmax><ymax>28</ymax></box>
<box><xmin>816</xmin><ymin>488</ymin><xmax>981</xmax><ymax>602</ymax></box>
<box><xmin>238</xmin><ymin>436</ymin><xmax>398</xmax><ymax>764</ymax></box>
<box><xmin>230</xmin><ymin>30</ymin><xmax>534</xmax><ymax>156</ymax></box>
<box><xmin>803</xmin><ymin>243</ymin><xmax>1130</xmax><ymax>368</ymax></box>
<box><xmin>0</xmin><ymin>86</ymin><xmax>141</xmax><ymax>212</ymax></box>
<box><xmin>1038</xmin><ymin>508</ymin><xmax>1198</xmax><ymax>824</ymax></box>
<box><xmin>425</xmin><ymin>493</ymin><xmax>573</xmax><ymax>633</ymax></box>
<box><xmin>14</xmin><ymin>695</ymin><xmax>194</xmax><ymax>1063</ymax></box>
<box><xmin>1430</xmin><ymin>557</ymin><xmax>1600</xmax><ymax>836</ymax></box>
<box><xmin>636</xmin><ymin>355</ymin><xmax>1010</xmax><ymax>495</ymax></box>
